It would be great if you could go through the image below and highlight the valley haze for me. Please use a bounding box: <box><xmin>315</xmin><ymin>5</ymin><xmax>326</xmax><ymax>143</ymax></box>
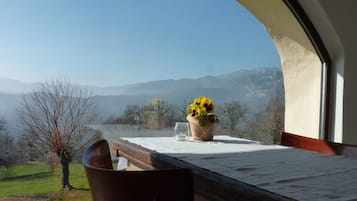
<box><xmin>0</xmin><ymin>67</ymin><xmax>283</xmax><ymax>137</ymax></box>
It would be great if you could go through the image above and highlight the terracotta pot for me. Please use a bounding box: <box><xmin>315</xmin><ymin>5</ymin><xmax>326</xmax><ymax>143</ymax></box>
<box><xmin>186</xmin><ymin>115</ymin><xmax>216</xmax><ymax>141</ymax></box>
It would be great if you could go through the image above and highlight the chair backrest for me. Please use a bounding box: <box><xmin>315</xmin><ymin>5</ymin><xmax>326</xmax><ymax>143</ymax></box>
<box><xmin>82</xmin><ymin>140</ymin><xmax>194</xmax><ymax>201</ymax></box>
<box><xmin>281</xmin><ymin>132</ymin><xmax>357</xmax><ymax>158</ymax></box>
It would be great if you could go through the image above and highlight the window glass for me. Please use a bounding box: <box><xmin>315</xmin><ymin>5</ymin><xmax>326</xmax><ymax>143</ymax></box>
<box><xmin>0</xmin><ymin>1</ymin><xmax>283</xmax><ymax>156</ymax></box>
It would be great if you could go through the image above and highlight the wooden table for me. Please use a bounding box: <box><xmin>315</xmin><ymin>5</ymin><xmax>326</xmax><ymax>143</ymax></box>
<box><xmin>112</xmin><ymin>135</ymin><xmax>357</xmax><ymax>201</ymax></box>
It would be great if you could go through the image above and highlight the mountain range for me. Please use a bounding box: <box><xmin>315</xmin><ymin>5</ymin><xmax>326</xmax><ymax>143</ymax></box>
<box><xmin>0</xmin><ymin>67</ymin><xmax>283</xmax><ymax>137</ymax></box>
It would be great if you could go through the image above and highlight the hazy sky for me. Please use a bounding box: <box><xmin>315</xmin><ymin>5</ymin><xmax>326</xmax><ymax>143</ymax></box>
<box><xmin>0</xmin><ymin>0</ymin><xmax>280</xmax><ymax>87</ymax></box>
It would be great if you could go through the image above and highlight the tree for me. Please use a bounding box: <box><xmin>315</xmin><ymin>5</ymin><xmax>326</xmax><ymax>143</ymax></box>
<box><xmin>0</xmin><ymin>119</ymin><xmax>16</xmax><ymax>166</ymax></box>
<box><xmin>218</xmin><ymin>101</ymin><xmax>247</xmax><ymax>135</ymax></box>
<box><xmin>120</xmin><ymin>104</ymin><xmax>142</xmax><ymax>125</ymax></box>
<box><xmin>142</xmin><ymin>98</ymin><xmax>171</xmax><ymax>129</ymax></box>
<box><xmin>243</xmin><ymin>96</ymin><xmax>284</xmax><ymax>144</ymax></box>
<box><xmin>18</xmin><ymin>80</ymin><xmax>99</xmax><ymax>190</ymax></box>
<box><xmin>175</xmin><ymin>99</ymin><xmax>191</xmax><ymax>122</ymax></box>
<box><xmin>162</xmin><ymin>103</ymin><xmax>181</xmax><ymax>127</ymax></box>
<box><xmin>265</xmin><ymin>96</ymin><xmax>285</xmax><ymax>143</ymax></box>
<box><xmin>0</xmin><ymin>118</ymin><xmax>4</xmax><ymax>132</ymax></box>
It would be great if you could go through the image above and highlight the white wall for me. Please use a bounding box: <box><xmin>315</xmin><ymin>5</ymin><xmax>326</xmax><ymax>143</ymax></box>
<box><xmin>299</xmin><ymin>0</ymin><xmax>357</xmax><ymax>144</ymax></box>
<box><xmin>238</xmin><ymin>0</ymin><xmax>322</xmax><ymax>139</ymax></box>
<box><xmin>238</xmin><ymin>0</ymin><xmax>357</xmax><ymax>144</ymax></box>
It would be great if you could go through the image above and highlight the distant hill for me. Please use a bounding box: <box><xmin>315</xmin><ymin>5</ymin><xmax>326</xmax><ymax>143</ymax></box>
<box><xmin>0</xmin><ymin>67</ymin><xmax>283</xmax><ymax>137</ymax></box>
<box><xmin>0</xmin><ymin>78</ymin><xmax>39</xmax><ymax>94</ymax></box>
<box><xmin>88</xmin><ymin>67</ymin><xmax>284</xmax><ymax>123</ymax></box>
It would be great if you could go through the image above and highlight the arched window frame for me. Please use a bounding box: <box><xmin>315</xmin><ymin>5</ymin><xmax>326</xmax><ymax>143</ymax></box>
<box><xmin>283</xmin><ymin>0</ymin><xmax>331</xmax><ymax>140</ymax></box>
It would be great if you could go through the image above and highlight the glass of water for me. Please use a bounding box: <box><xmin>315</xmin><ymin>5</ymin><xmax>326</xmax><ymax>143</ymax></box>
<box><xmin>174</xmin><ymin>122</ymin><xmax>190</xmax><ymax>141</ymax></box>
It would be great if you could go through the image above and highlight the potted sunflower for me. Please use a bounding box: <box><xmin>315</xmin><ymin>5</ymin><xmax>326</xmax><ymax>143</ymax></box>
<box><xmin>187</xmin><ymin>96</ymin><xmax>219</xmax><ymax>141</ymax></box>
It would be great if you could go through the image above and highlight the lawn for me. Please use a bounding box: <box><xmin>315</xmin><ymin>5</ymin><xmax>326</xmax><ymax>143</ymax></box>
<box><xmin>0</xmin><ymin>162</ymin><xmax>92</xmax><ymax>201</ymax></box>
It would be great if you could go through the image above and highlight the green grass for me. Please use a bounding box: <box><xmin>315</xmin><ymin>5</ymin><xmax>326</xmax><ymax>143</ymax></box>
<box><xmin>0</xmin><ymin>162</ymin><xmax>92</xmax><ymax>200</ymax></box>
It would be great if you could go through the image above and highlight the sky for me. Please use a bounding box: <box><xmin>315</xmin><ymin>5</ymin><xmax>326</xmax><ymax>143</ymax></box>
<box><xmin>0</xmin><ymin>0</ymin><xmax>280</xmax><ymax>87</ymax></box>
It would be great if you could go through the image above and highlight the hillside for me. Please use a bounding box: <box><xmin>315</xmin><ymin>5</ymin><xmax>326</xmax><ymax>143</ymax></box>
<box><xmin>94</xmin><ymin>67</ymin><xmax>283</xmax><ymax>115</ymax></box>
<box><xmin>0</xmin><ymin>67</ymin><xmax>283</xmax><ymax>137</ymax></box>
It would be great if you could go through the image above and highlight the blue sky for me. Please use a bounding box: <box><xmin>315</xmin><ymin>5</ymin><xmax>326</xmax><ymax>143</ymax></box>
<box><xmin>0</xmin><ymin>0</ymin><xmax>280</xmax><ymax>87</ymax></box>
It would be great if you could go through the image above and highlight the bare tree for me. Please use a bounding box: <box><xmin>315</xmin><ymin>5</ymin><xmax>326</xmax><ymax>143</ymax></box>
<box><xmin>0</xmin><ymin>118</ymin><xmax>4</xmax><ymax>132</ymax></box>
<box><xmin>120</xmin><ymin>104</ymin><xmax>142</xmax><ymax>125</ymax></box>
<box><xmin>265</xmin><ymin>96</ymin><xmax>285</xmax><ymax>143</ymax></box>
<box><xmin>243</xmin><ymin>96</ymin><xmax>284</xmax><ymax>144</ymax></box>
<box><xmin>175</xmin><ymin>99</ymin><xmax>192</xmax><ymax>122</ymax></box>
<box><xmin>163</xmin><ymin>103</ymin><xmax>181</xmax><ymax>127</ymax></box>
<box><xmin>18</xmin><ymin>80</ymin><xmax>99</xmax><ymax>190</ymax></box>
<box><xmin>142</xmin><ymin>98</ymin><xmax>171</xmax><ymax>129</ymax></box>
<box><xmin>218</xmin><ymin>101</ymin><xmax>247</xmax><ymax>135</ymax></box>
<box><xmin>0</xmin><ymin>118</ymin><xmax>16</xmax><ymax>166</ymax></box>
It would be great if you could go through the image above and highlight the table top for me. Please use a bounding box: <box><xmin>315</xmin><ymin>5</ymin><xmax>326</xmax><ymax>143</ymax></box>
<box><xmin>113</xmin><ymin>135</ymin><xmax>357</xmax><ymax>201</ymax></box>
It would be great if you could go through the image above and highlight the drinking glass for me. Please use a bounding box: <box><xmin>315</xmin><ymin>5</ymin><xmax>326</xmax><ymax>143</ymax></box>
<box><xmin>174</xmin><ymin>122</ymin><xmax>190</xmax><ymax>141</ymax></box>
